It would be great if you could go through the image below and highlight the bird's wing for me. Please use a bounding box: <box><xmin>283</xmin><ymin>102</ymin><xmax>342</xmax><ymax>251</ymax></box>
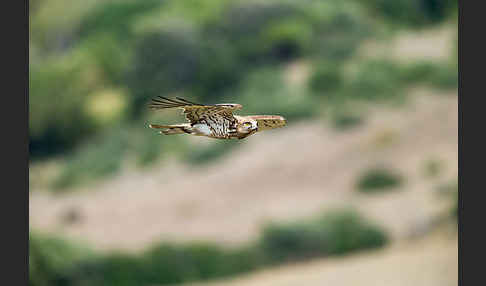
<box><xmin>149</xmin><ymin>96</ymin><xmax>242</xmax><ymax>125</ymax></box>
<box><xmin>244</xmin><ymin>115</ymin><xmax>287</xmax><ymax>131</ymax></box>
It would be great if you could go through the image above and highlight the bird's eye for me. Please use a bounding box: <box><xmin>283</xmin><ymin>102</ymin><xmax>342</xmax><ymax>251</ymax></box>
<box><xmin>243</xmin><ymin>122</ymin><xmax>252</xmax><ymax>127</ymax></box>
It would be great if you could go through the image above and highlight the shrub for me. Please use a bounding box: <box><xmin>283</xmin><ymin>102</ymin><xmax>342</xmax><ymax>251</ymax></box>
<box><xmin>423</xmin><ymin>158</ymin><xmax>443</xmax><ymax>178</ymax></box>
<box><xmin>206</xmin><ymin>0</ymin><xmax>373</xmax><ymax>67</ymax></box>
<box><xmin>356</xmin><ymin>167</ymin><xmax>403</xmax><ymax>193</ymax></box>
<box><xmin>311</xmin><ymin>9</ymin><xmax>372</xmax><ymax>61</ymax></box>
<box><xmin>142</xmin><ymin>242</ymin><xmax>260</xmax><ymax>283</ymax></box>
<box><xmin>29</xmin><ymin>58</ymin><xmax>100</xmax><ymax>159</ymax></box>
<box><xmin>29</xmin><ymin>232</ymin><xmax>92</xmax><ymax>286</ymax></box>
<box><xmin>362</xmin><ymin>0</ymin><xmax>457</xmax><ymax>27</ymax></box>
<box><xmin>211</xmin><ymin>1</ymin><xmax>299</xmax><ymax>64</ymax></box>
<box><xmin>331</xmin><ymin>113</ymin><xmax>363</xmax><ymax>130</ymax></box>
<box><xmin>134</xmin><ymin>133</ymin><xmax>165</xmax><ymax>168</ymax></box>
<box><xmin>126</xmin><ymin>27</ymin><xmax>204</xmax><ymax>114</ymax></box>
<box><xmin>398</xmin><ymin>61</ymin><xmax>439</xmax><ymax>84</ymax></box>
<box><xmin>260</xmin><ymin>19</ymin><xmax>312</xmax><ymax>61</ymax></box>
<box><xmin>436</xmin><ymin>180</ymin><xmax>458</xmax><ymax>219</ymax></box>
<box><xmin>260</xmin><ymin>210</ymin><xmax>388</xmax><ymax>263</ymax></box>
<box><xmin>76</xmin><ymin>34</ymin><xmax>132</xmax><ymax>85</ymax></box>
<box><xmin>397</xmin><ymin>61</ymin><xmax>458</xmax><ymax>90</ymax></box>
<box><xmin>427</xmin><ymin>63</ymin><xmax>458</xmax><ymax>90</ymax></box>
<box><xmin>344</xmin><ymin>60</ymin><xmax>404</xmax><ymax>101</ymax></box>
<box><xmin>50</xmin><ymin>121</ymin><xmax>183</xmax><ymax>190</ymax></box>
<box><xmin>30</xmin><ymin>209</ymin><xmax>388</xmax><ymax>286</ymax></box>
<box><xmin>52</xmin><ymin>128</ymin><xmax>129</xmax><ymax>190</ymax></box>
<box><xmin>191</xmin><ymin>37</ymin><xmax>243</xmax><ymax>102</ymax></box>
<box><xmin>309</xmin><ymin>63</ymin><xmax>344</xmax><ymax>94</ymax></box>
<box><xmin>437</xmin><ymin>180</ymin><xmax>458</xmax><ymax>195</ymax></box>
<box><xmin>232</xmin><ymin>68</ymin><xmax>318</xmax><ymax>121</ymax></box>
<box><xmin>76</xmin><ymin>0</ymin><xmax>162</xmax><ymax>42</ymax></box>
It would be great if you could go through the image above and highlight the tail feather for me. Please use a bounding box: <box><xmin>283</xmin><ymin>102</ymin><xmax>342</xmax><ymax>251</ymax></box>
<box><xmin>149</xmin><ymin>123</ymin><xmax>191</xmax><ymax>135</ymax></box>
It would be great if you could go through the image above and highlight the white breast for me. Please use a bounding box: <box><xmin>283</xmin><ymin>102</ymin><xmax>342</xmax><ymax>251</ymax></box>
<box><xmin>193</xmin><ymin>123</ymin><xmax>212</xmax><ymax>136</ymax></box>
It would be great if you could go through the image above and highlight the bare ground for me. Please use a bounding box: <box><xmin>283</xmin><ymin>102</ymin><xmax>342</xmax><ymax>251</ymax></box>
<box><xmin>29</xmin><ymin>22</ymin><xmax>458</xmax><ymax>286</ymax></box>
<box><xmin>183</xmin><ymin>226</ymin><xmax>457</xmax><ymax>286</ymax></box>
<box><xmin>358</xmin><ymin>23</ymin><xmax>457</xmax><ymax>62</ymax></box>
<box><xmin>29</xmin><ymin>90</ymin><xmax>457</xmax><ymax>252</ymax></box>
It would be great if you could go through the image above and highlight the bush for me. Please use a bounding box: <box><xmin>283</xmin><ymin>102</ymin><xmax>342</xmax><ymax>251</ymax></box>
<box><xmin>356</xmin><ymin>167</ymin><xmax>403</xmax><ymax>193</ymax></box>
<box><xmin>30</xmin><ymin>239</ymin><xmax>260</xmax><ymax>286</ymax></box>
<box><xmin>311</xmin><ymin>8</ymin><xmax>372</xmax><ymax>61</ymax></box>
<box><xmin>423</xmin><ymin>158</ymin><xmax>443</xmax><ymax>178</ymax></box>
<box><xmin>427</xmin><ymin>63</ymin><xmax>458</xmax><ymax>90</ymax></box>
<box><xmin>231</xmin><ymin>68</ymin><xmax>318</xmax><ymax>121</ymax></box>
<box><xmin>191</xmin><ymin>37</ymin><xmax>243</xmax><ymax>102</ymax></box>
<box><xmin>126</xmin><ymin>27</ymin><xmax>204</xmax><ymax>114</ymax></box>
<box><xmin>211</xmin><ymin>0</ymin><xmax>372</xmax><ymax>64</ymax></box>
<box><xmin>134</xmin><ymin>132</ymin><xmax>166</xmax><ymax>168</ymax></box>
<box><xmin>76</xmin><ymin>34</ymin><xmax>132</xmax><ymax>85</ymax></box>
<box><xmin>76</xmin><ymin>0</ymin><xmax>162</xmax><ymax>42</ymax></box>
<box><xmin>344</xmin><ymin>60</ymin><xmax>404</xmax><ymax>101</ymax></box>
<box><xmin>362</xmin><ymin>0</ymin><xmax>457</xmax><ymax>27</ymax></box>
<box><xmin>398</xmin><ymin>61</ymin><xmax>439</xmax><ymax>84</ymax></box>
<box><xmin>142</xmin><ymin>243</ymin><xmax>258</xmax><ymax>283</ymax></box>
<box><xmin>309</xmin><ymin>63</ymin><xmax>344</xmax><ymax>94</ymax></box>
<box><xmin>211</xmin><ymin>1</ymin><xmax>300</xmax><ymax>64</ymax></box>
<box><xmin>29</xmin><ymin>58</ymin><xmax>101</xmax><ymax>159</ymax></box>
<box><xmin>436</xmin><ymin>180</ymin><xmax>458</xmax><ymax>219</ymax></box>
<box><xmin>260</xmin><ymin>210</ymin><xmax>388</xmax><ymax>263</ymax></box>
<box><xmin>29</xmin><ymin>232</ymin><xmax>92</xmax><ymax>286</ymax></box>
<box><xmin>30</xmin><ymin>209</ymin><xmax>388</xmax><ymax>286</ymax></box>
<box><xmin>397</xmin><ymin>61</ymin><xmax>458</xmax><ymax>89</ymax></box>
<box><xmin>331</xmin><ymin>112</ymin><xmax>363</xmax><ymax>130</ymax></box>
<box><xmin>50</xmin><ymin>121</ymin><xmax>183</xmax><ymax>190</ymax></box>
<box><xmin>260</xmin><ymin>19</ymin><xmax>313</xmax><ymax>61</ymax></box>
<box><xmin>51</xmin><ymin>128</ymin><xmax>129</xmax><ymax>190</ymax></box>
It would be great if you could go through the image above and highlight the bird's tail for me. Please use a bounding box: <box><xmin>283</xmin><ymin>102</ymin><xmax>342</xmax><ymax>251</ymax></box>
<box><xmin>149</xmin><ymin>123</ymin><xmax>191</xmax><ymax>135</ymax></box>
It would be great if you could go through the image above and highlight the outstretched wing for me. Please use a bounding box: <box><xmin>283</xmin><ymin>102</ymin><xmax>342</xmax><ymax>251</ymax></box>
<box><xmin>149</xmin><ymin>96</ymin><xmax>242</xmax><ymax>125</ymax></box>
<box><xmin>245</xmin><ymin>115</ymin><xmax>287</xmax><ymax>131</ymax></box>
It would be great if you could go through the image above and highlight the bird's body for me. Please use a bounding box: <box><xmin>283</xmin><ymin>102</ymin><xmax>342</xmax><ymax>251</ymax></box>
<box><xmin>148</xmin><ymin>97</ymin><xmax>286</xmax><ymax>139</ymax></box>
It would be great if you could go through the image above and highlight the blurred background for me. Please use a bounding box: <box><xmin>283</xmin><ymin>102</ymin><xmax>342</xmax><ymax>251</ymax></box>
<box><xmin>29</xmin><ymin>0</ymin><xmax>458</xmax><ymax>285</ymax></box>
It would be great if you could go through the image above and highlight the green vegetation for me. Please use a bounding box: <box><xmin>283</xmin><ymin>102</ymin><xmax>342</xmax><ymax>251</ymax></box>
<box><xmin>345</xmin><ymin>60</ymin><xmax>405</xmax><ymax>101</ymax></box>
<box><xmin>30</xmin><ymin>209</ymin><xmax>388</xmax><ymax>286</ymax></box>
<box><xmin>309</xmin><ymin>63</ymin><xmax>344</xmax><ymax>95</ymax></box>
<box><xmin>29</xmin><ymin>0</ymin><xmax>374</xmax><ymax>157</ymax></box>
<box><xmin>231</xmin><ymin>67</ymin><xmax>319</xmax><ymax>120</ymax></box>
<box><xmin>361</xmin><ymin>0</ymin><xmax>457</xmax><ymax>28</ymax></box>
<box><xmin>331</xmin><ymin>112</ymin><xmax>364</xmax><ymax>130</ymax></box>
<box><xmin>398</xmin><ymin>61</ymin><xmax>458</xmax><ymax>90</ymax></box>
<box><xmin>29</xmin><ymin>232</ymin><xmax>94</xmax><ymax>286</ymax></box>
<box><xmin>356</xmin><ymin>167</ymin><xmax>404</xmax><ymax>193</ymax></box>
<box><xmin>30</xmin><ymin>0</ymin><xmax>458</xmax><ymax>190</ymax></box>
<box><xmin>51</xmin><ymin>123</ymin><xmax>187</xmax><ymax>190</ymax></box>
<box><xmin>423</xmin><ymin>158</ymin><xmax>444</xmax><ymax>178</ymax></box>
<box><xmin>309</xmin><ymin>59</ymin><xmax>458</xmax><ymax>105</ymax></box>
<box><xmin>437</xmin><ymin>180</ymin><xmax>458</xmax><ymax>218</ymax></box>
<box><xmin>260</xmin><ymin>210</ymin><xmax>388</xmax><ymax>263</ymax></box>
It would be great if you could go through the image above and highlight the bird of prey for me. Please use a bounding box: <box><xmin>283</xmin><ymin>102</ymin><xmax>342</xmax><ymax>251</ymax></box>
<box><xmin>148</xmin><ymin>96</ymin><xmax>287</xmax><ymax>139</ymax></box>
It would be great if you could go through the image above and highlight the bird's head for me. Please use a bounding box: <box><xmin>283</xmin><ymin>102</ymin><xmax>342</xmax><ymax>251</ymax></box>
<box><xmin>237</xmin><ymin>119</ymin><xmax>258</xmax><ymax>134</ymax></box>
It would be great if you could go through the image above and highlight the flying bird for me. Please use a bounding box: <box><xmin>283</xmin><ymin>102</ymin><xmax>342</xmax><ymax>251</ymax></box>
<box><xmin>148</xmin><ymin>96</ymin><xmax>287</xmax><ymax>139</ymax></box>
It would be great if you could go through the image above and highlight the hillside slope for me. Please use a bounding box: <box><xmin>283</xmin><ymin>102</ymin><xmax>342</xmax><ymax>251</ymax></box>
<box><xmin>29</xmin><ymin>90</ymin><xmax>457</xmax><ymax>251</ymax></box>
<box><xmin>184</xmin><ymin>229</ymin><xmax>457</xmax><ymax>286</ymax></box>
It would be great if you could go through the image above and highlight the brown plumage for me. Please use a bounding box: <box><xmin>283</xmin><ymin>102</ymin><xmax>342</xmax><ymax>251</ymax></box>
<box><xmin>148</xmin><ymin>96</ymin><xmax>287</xmax><ymax>139</ymax></box>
